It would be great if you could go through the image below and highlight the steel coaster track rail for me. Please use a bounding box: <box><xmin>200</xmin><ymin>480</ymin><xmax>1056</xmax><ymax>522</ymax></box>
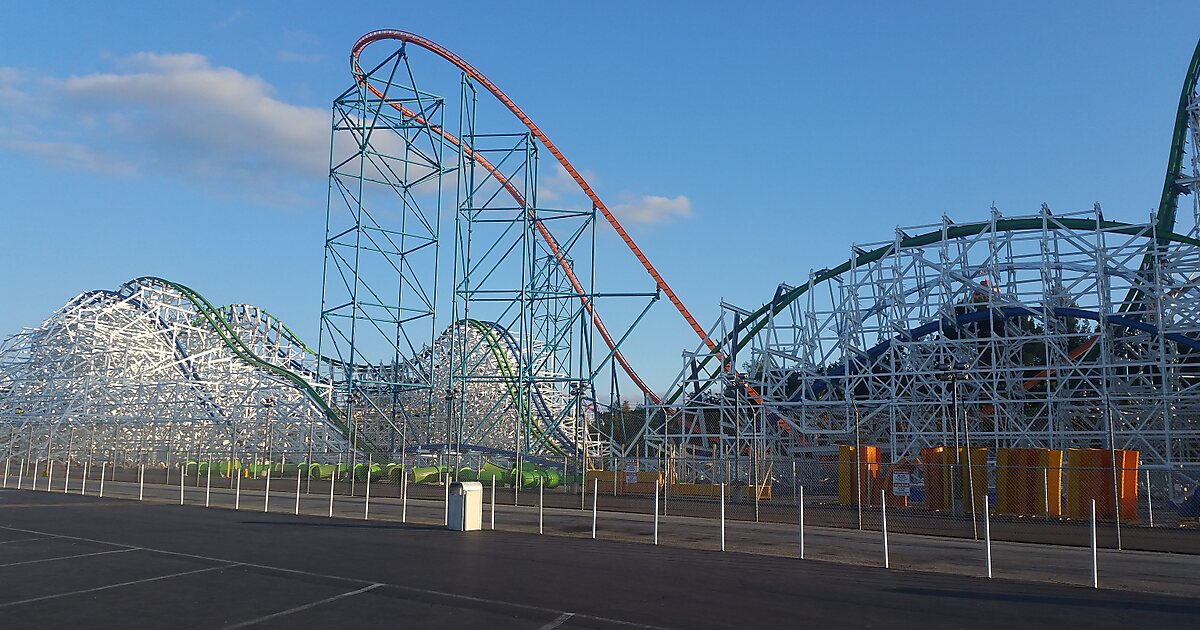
<box><xmin>125</xmin><ymin>277</ymin><xmax>390</xmax><ymax>464</ymax></box>
<box><xmin>465</xmin><ymin>319</ymin><xmax>569</xmax><ymax>454</ymax></box>
<box><xmin>666</xmin><ymin>218</ymin><xmax>1200</xmax><ymax>407</ymax></box>
<box><xmin>1118</xmin><ymin>38</ymin><xmax>1200</xmax><ymax>315</ymax></box>
<box><xmin>213</xmin><ymin>305</ymin><xmax>573</xmax><ymax>455</ymax></box>
<box><xmin>350</xmin><ymin>30</ymin><xmax>731</xmax><ymax>404</ymax></box>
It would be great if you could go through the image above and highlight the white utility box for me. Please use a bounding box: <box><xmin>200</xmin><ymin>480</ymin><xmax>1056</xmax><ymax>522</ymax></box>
<box><xmin>447</xmin><ymin>481</ymin><xmax>483</xmax><ymax>531</ymax></box>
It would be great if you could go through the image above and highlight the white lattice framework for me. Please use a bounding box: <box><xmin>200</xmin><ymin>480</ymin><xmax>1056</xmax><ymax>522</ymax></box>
<box><xmin>0</xmin><ymin>279</ymin><xmax>347</xmax><ymax>467</ymax></box>
<box><xmin>651</xmin><ymin>208</ymin><xmax>1200</xmax><ymax>489</ymax></box>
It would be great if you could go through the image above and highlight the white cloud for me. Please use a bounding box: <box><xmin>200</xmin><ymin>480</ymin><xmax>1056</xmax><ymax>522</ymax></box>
<box><xmin>611</xmin><ymin>194</ymin><xmax>694</xmax><ymax>225</ymax></box>
<box><xmin>0</xmin><ymin>53</ymin><xmax>330</xmax><ymax>205</ymax></box>
<box><xmin>214</xmin><ymin>9</ymin><xmax>245</xmax><ymax>30</ymax></box>
<box><xmin>1</xmin><ymin>139</ymin><xmax>137</xmax><ymax>177</ymax></box>
<box><xmin>0</xmin><ymin>68</ymin><xmax>27</xmax><ymax>105</ymax></box>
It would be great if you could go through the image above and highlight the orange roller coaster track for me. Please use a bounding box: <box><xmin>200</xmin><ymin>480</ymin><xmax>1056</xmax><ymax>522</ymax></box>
<box><xmin>350</xmin><ymin>29</ymin><xmax>721</xmax><ymax>405</ymax></box>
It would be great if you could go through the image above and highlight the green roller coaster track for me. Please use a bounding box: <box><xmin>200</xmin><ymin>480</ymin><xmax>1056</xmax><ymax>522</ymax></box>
<box><xmin>663</xmin><ymin>218</ymin><xmax>1200</xmax><ymax>407</ymax></box>
<box><xmin>664</xmin><ymin>38</ymin><xmax>1200</xmax><ymax>408</ymax></box>
<box><xmin>138</xmin><ymin>276</ymin><xmax>389</xmax><ymax>463</ymax></box>
<box><xmin>137</xmin><ymin>278</ymin><xmax>565</xmax><ymax>463</ymax></box>
<box><xmin>465</xmin><ymin>320</ymin><xmax>565</xmax><ymax>456</ymax></box>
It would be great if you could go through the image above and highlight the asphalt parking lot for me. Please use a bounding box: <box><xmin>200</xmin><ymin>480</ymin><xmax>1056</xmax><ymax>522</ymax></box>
<box><xmin>2</xmin><ymin>488</ymin><xmax>1198</xmax><ymax>629</ymax></box>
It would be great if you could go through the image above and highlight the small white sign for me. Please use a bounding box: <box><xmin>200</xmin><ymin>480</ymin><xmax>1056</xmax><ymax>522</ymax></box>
<box><xmin>625</xmin><ymin>460</ymin><xmax>638</xmax><ymax>484</ymax></box>
<box><xmin>892</xmin><ymin>471</ymin><xmax>911</xmax><ymax>497</ymax></box>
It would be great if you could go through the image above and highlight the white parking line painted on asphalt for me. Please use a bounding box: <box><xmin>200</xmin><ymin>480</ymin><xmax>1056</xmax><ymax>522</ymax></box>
<box><xmin>0</xmin><ymin>524</ymin><xmax>671</xmax><ymax>630</ymax></box>
<box><xmin>0</xmin><ymin>547</ymin><xmax>136</xmax><ymax>568</ymax></box>
<box><xmin>0</xmin><ymin>565</ymin><xmax>233</xmax><ymax>609</ymax></box>
<box><xmin>0</xmin><ymin>503</ymin><xmax>118</xmax><ymax>509</ymax></box>
<box><xmin>218</xmin><ymin>583</ymin><xmax>385</xmax><ymax>629</ymax></box>
<box><xmin>0</xmin><ymin>537</ymin><xmax>55</xmax><ymax>545</ymax></box>
<box><xmin>537</xmin><ymin>612</ymin><xmax>576</xmax><ymax>630</ymax></box>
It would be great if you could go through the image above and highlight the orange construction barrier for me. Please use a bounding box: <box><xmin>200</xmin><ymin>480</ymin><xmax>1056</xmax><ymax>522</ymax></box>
<box><xmin>838</xmin><ymin>445</ymin><xmax>879</xmax><ymax>505</ymax></box>
<box><xmin>921</xmin><ymin>446</ymin><xmax>987</xmax><ymax>512</ymax></box>
<box><xmin>995</xmin><ymin>448</ymin><xmax>1062</xmax><ymax>517</ymax></box>
<box><xmin>1063</xmin><ymin>448</ymin><xmax>1139</xmax><ymax>521</ymax></box>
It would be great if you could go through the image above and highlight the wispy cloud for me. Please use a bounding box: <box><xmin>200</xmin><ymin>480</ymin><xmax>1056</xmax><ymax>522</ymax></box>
<box><xmin>1</xmin><ymin>139</ymin><xmax>137</xmax><ymax>177</ymax></box>
<box><xmin>0</xmin><ymin>53</ymin><xmax>328</xmax><ymax>206</ymax></box>
<box><xmin>214</xmin><ymin>9</ymin><xmax>245</xmax><ymax>30</ymax></box>
<box><xmin>0</xmin><ymin>68</ymin><xmax>27</xmax><ymax>105</ymax></box>
<box><xmin>611</xmin><ymin>194</ymin><xmax>694</xmax><ymax>225</ymax></box>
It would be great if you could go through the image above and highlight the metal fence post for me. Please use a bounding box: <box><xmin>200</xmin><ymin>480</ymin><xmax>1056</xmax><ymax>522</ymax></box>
<box><xmin>538</xmin><ymin>476</ymin><xmax>544</xmax><ymax>534</ymax></box>
<box><xmin>591</xmin><ymin>478</ymin><xmax>598</xmax><ymax>540</ymax></box>
<box><xmin>236</xmin><ymin>468</ymin><xmax>243</xmax><ymax>511</ymax></box>
<box><xmin>654</xmin><ymin>481</ymin><xmax>660</xmax><ymax>545</ymax></box>
<box><xmin>63</xmin><ymin>459</ymin><xmax>71</xmax><ymax>493</ymax></box>
<box><xmin>799</xmin><ymin>485</ymin><xmax>805</xmax><ymax>559</ymax></box>
<box><xmin>139</xmin><ymin>464</ymin><xmax>145</xmax><ymax>501</ymax></box>
<box><xmin>294</xmin><ymin>468</ymin><xmax>301</xmax><ymax>515</ymax></box>
<box><xmin>327</xmin><ymin>469</ymin><xmax>334</xmax><ymax>517</ymax></box>
<box><xmin>1145</xmin><ymin>469</ymin><xmax>1154</xmax><ymax>527</ymax></box>
<box><xmin>99</xmin><ymin>462</ymin><xmax>106</xmax><ymax>498</ymax></box>
<box><xmin>443</xmin><ymin>474</ymin><xmax>450</xmax><ymax>526</ymax></box>
<box><xmin>720</xmin><ymin>482</ymin><xmax>726</xmax><ymax>552</ymax></box>
<box><xmin>402</xmin><ymin>473</ymin><xmax>409</xmax><ymax>523</ymax></box>
<box><xmin>490</xmin><ymin>476</ymin><xmax>495</xmax><ymax>530</ymax></box>
<box><xmin>1090</xmin><ymin>498</ymin><xmax>1098</xmax><ymax>588</ymax></box>
<box><xmin>881</xmin><ymin>489</ymin><xmax>889</xmax><ymax>569</ymax></box>
<box><xmin>180</xmin><ymin>464</ymin><xmax>186</xmax><ymax>505</ymax></box>
<box><xmin>264</xmin><ymin>467</ymin><xmax>272</xmax><ymax>513</ymax></box>
<box><xmin>984</xmin><ymin>501</ymin><xmax>992</xmax><ymax>578</ymax></box>
<box><xmin>364</xmin><ymin>468</ymin><xmax>371</xmax><ymax>521</ymax></box>
<box><xmin>206</xmin><ymin>464</ymin><xmax>212</xmax><ymax>507</ymax></box>
<box><xmin>17</xmin><ymin>458</ymin><xmax>25</xmax><ymax>490</ymax></box>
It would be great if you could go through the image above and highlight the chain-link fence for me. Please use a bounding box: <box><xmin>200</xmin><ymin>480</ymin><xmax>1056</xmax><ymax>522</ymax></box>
<box><xmin>4</xmin><ymin>444</ymin><xmax>1198</xmax><ymax>593</ymax></box>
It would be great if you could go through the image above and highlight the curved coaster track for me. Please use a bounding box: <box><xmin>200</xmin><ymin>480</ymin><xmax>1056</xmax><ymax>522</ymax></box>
<box><xmin>0</xmin><ymin>277</ymin><xmax>584</xmax><ymax>466</ymax></box>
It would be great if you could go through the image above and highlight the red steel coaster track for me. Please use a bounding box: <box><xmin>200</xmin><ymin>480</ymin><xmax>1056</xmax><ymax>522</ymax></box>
<box><xmin>351</xmin><ymin>29</ymin><xmax>721</xmax><ymax>405</ymax></box>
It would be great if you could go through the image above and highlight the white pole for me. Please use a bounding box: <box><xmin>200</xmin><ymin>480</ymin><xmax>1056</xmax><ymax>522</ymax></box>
<box><xmin>364</xmin><ymin>468</ymin><xmax>371</xmax><ymax>521</ymax></box>
<box><xmin>46</xmin><ymin>459</ymin><xmax>54</xmax><ymax>492</ymax></box>
<box><xmin>402</xmin><ymin>473</ymin><xmax>409</xmax><ymax>523</ymax></box>
<box><xmin>264</xmin><ymin>467</ymin><xmax>272</xmax><ymax>513</ymax></box>
<box><xmin>591</xmin><ymin>478</ymin><xmax>598</xmax><ymax>540</ymax></box>
<box><xmin>1044</xmin><ymin>467</ymin><xmax>1050</xmax><ymax>520</ymax></box>
<box><xmin>327</xmin><ymin>469</ymin><xmax>335</xmax><ymax>517</ymax></box>
<box><xmin>294</xmin><ymin>469</ymin><xmax>301</xmax><ymax>515</ymax></box>
<box><xmin>17</xmin><ymin>458</ymin><xmax>24</xmax><ymax>490</ymax></box>
<box><xmin>1090</xmin><ymin>498</ymin><xmax>1098</xmax><ymax>588</ymax></box>
<box><xmin>539</xmin><ymin>476</ymin><xmax>544</xmax><ymax>534</ymax></box>
<box><xmin>64</xmin><ymin>460</ymin><xmax>71</xmax><ymax>493</ymax></box>
<box><xmin>180</xmin><ymin>464</ymin><xmax>185</xmax><ymax>505</ymax></box>
<box><xmin>99</xmin><ymin>462</ymin><xmax>106</xmax><ymax>498</ymax></box>
<box><xmin>1146</xmin><ymin>469</ymin><xmax>1154</xmax><ymax>527</ymax></box>
<box><xmin>720</xmin><ymin>482</ymin><xmax>726</xmax><ymax>552</ymax></box>
<box><xmin>881</xmin><ymin>489</ymin><xmax>889</xmax><ymax>569</ymax></box>
<box><xmin>31</xmin><ymin>458</ymin><xmax>38</xmax><ymax>491</ymax></box>
<box><xmin>653</xmin><ymin>482</ymin><xmax>660</xmax><ymax>545</ymax></box>
<box><xmin>984</xmin><ymin>500</ymin><xmax>992</xmax><ymax>578</ymax></box>
<box><xmin>139</xmin><ymin>464</ymin><xmax>145</xmax><ymax>501</ymax></box>
<box><xmin>799</xmin><ymin>485</ymin><xmax>805</xmax><ymax>559</ymax></box>
<box><xmin>80</xmin><ymin>461</ymin><xmax>87</xmax><ymax>495</ymax></box>
<box><xmin>206</xmin><ymin>464</ymin><xmax>212</xmax><ymax>507</ymax></box>
<box><xmin>444</xmin><ymin>474</ymin><xmax>451</xmax><ymax>527</ymax></box>
<box><xmin>235</xmin><ymin>468</ymin><xmax>242</xmax><ymax>511</ymax></box>
<box><xmin>2</xmin><ymin>458</ymin><xmax>8</xmax><ymax>489</ymax></box>
<box><xmin>490</xmin><ymin>476</ymin><xmax>495</xmax><ymax>530</ymax></box>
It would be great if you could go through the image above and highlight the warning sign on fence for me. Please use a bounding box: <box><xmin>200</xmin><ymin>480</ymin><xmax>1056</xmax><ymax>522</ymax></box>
<box><xmin>625</xmin><ymin>460</ymin><xmax>638</xmax><ymax>484</ymax></box>
<box><xmin>892</xmin><ymin>471</ymin><xmax>911</xmax><ymax>497</ymax></box>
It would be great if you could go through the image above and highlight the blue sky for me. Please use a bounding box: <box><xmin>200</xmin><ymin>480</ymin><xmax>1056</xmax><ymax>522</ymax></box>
<box><xmin>1</xmin><ymin>2</ymin><xmax>1198</xmax><ymax>394</ymax></box>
